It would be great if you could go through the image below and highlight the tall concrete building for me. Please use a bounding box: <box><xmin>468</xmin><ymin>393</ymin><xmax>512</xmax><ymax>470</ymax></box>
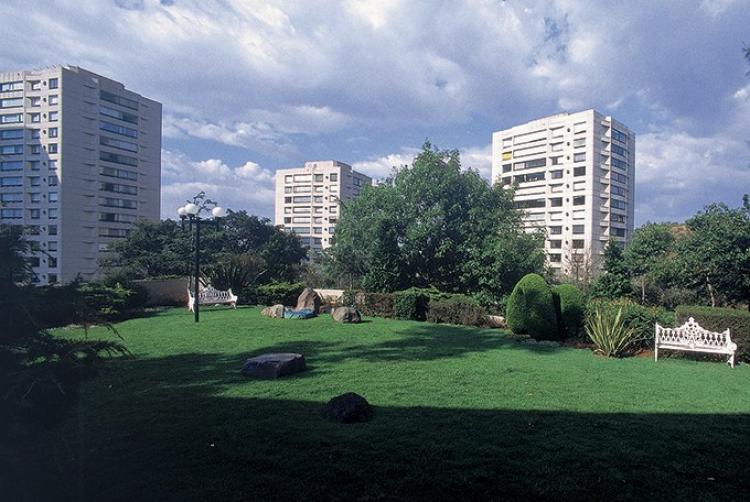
<box><xmin>492</xmin><ymin>109</ymin><xmax>635</xmax><ymax>275</ymax></box>
<box><xmin>0</xmin><ymin>65</ymin><xmax>161</xmax><ymax>284</ymax></box>
<box><xmin>274</xmin><ymin>160</ymin><xmax>371</xmax><ymax>251</ymax></box>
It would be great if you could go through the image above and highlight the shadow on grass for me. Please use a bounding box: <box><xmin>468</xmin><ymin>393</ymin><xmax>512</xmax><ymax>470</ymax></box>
<box><xmin>5</xmin><ymin>351</ymin><xmax>749</xmax><ymax>502</ymax></box>
<box><xmin>250</xmin><ymin>322</ymin><xmax>566</xmax><ymax>366</ymax></box>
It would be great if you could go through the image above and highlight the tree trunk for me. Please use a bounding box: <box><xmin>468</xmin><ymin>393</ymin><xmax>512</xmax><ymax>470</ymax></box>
<box><xmin>706</xmin><ymin>277</ymin><xmax>716</xmax><ymax>307</ymax></box>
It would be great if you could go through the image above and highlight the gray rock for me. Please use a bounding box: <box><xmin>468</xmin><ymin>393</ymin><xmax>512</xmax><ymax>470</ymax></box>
<box><xmin>332</xmin><ymin>306</ymin><xmax>361</xmax><ymax>323</ymax></box>
<box><xmin>241</xmin><ymin>353</ymin><xmax>306</xmax><ymax>379</ymax></box>
<box><xmin>261</xmin><ymin>304</ymin><xmax>285</xmax><ymax>318</ymax></box>
<box><xmin>322</xmin><ymin>392</ymin><xmax>372</xmax><ymax>423</ymax></box>
<box><xmin>485</xmin><ymin>315</ymin><xmax>507</xmax><ymax>329</ymax></box>
<box><xmin>295</xmin><ymin>287</ymin><xmax>321</xmax><ymax>314</ymax></box>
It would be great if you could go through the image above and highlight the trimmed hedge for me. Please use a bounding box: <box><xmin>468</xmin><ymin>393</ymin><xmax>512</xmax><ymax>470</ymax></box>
<box><xmin>256</xmin><ymin>282</ymin><xmax>306</xmax><ymax>306</ymax></box>
<box><xmin>676</xmin><ymin>305</ymin><xmax>750</xmax><ymax>361</ymax></box>
<box><xmin>554</xmin><ymin>284</ymin><xmax>585</xmax><ymax>338</ymax></box>
<box><xmin>507</xmin><ymin>274</ymin><xmax>561</xmax><ymax>340</ymax></box>
<box><xmin>426</xmin><ymin>295</ymin><xmax>487</xmax><ymax>327</ymax></box>
<box><xmin>393</xmin><ymin>288</ymin><xmax>431</xmax><ymax>321</ymax></box>
<box><xmin>355</xmin><ymin>292</ymin><xmax>395</xmax><ymax>318</ymax></box>
<box><xmin>587</xmin><ymin>298</ymin><xmax>674</xmax><ymax>348</ymax></box>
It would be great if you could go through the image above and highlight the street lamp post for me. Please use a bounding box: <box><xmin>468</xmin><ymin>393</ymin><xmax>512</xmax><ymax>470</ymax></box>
<box><xmin>177</xmin><ymin>192</ymin><xmax>227</xmax><ymax>323</ymax></box>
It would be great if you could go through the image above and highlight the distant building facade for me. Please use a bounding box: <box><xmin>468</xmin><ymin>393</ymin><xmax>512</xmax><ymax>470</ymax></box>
<box><xmin>492</xmin><ymin>109</ymin><xmax>635</xmax><ymax>275</ymax></box>
<box><xmin>274</xmin><ymin>160</ymin><xmax>371</xmax><ymax>251</ymax></box>
<box><xmin>0</xmin><ymin>65</ymin><xmax>161</xmax><ymax>284</ymax></box>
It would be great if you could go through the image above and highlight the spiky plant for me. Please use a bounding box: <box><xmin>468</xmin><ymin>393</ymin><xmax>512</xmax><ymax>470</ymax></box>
<box><xmin>585</xmin><ymin>306</ymin><xmax>640</xmax><ymax>357</ymax></box>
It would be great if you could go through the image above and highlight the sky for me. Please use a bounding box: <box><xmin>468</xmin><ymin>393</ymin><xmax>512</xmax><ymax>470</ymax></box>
<box><xmin>1</xmin><ymin>0</ymin><xmax>749</xmax><ymax>225</ymax></box>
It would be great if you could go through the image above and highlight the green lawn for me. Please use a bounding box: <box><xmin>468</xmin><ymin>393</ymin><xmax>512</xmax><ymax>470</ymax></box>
<box><xmin>9</xmin><ymin>306</ymin><xmax>750</xmax><ymax>501</ymax></box>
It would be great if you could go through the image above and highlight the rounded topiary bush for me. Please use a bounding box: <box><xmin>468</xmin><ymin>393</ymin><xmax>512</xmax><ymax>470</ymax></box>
<box><xmin>554</xmin><ymin>283</ymin><xmax>585</xmax><ymax>338</ymax></box>
<box><xmin>506</xmin><ymin>273</ymin><xmax>561</xmax><ymax>340</ymax></box>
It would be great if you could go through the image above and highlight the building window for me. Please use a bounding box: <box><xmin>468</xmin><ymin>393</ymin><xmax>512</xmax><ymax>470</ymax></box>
<box><xmin>572</xmin><ymin>239</ymin><xmax>585</xmax><ymax>249</ymax></box>
<box><xmin>99</xmin><ymin>90</ymin><xmax>138</xmax><ymax>110</ymax></box>
<box><xmin>284</xmin><ymin>187</ymin><xmax>292</xmax><ymax>194</ymax></box>
<box><xmin>502</xmin><ymin>164</ymin><xmax>511</xmax><ymax>173</ymax></box>
<box><xmin>48</xmin><ymin>208</ymin><xmax>58</xmax><ymax>219</ymax></box>
<box><xmin>551</xmin><ymin>156</ymin><xmax>562</xmax><ymax>165</ymax></box>
<box><xmin>284</xmin><ymin>175</ymin><xmax>293</xmax><ymax>183</ymax></box>
<box><xmin>549</xmin><ymin>254</ymin><xmax>562</xmax><ymax>262</ymax></box>
<box><xmin>549</xmin><ymin>240</ymin><xmax>562</xmax><ymax>249</ymax></box>
<box><xmin>292</xmin><ymin>196</ymin><xmax>311</xmax><ymax>204</ymax></box>
<box><xmin>612</xmin><ymin>158</ymin><xmax>627</xmax><ymax>170</ymax></box>
<box><xmin>314</xmin><ymin>174</ymin><xmax>324</xmax><ymax>182</ymax></box>
<box><xmin>0</xmin><ymin>192</ymin><xmax>23</xmax><ymax>203</ymax></box>
<box><xmin>514</xmin><ymin>199</ymin><xmax>546</xmax><ymax>209</ymax></box>
<box><xmin>48</xmin><ymin>127</ymin><xmax>58</xmax><ymax>138</ymax></box>
<box><xmin>611</xmin><ymin>199</ymin><xmax>627</xmax><ymax>210</ymax></box>
<box><xmin>48</xmin><ymin>175</ymin><xmax>58</xmax><ymax>186</ymax></box>
<box><xmin>30</xmin><ymin>129</ymin><xmax>40</xmax><ymax>139</ymax></box>
<box><xmin>49</xmin><ymin>111</ymin><xmax>59</xmax><ymax>122</ymax></box>
<box><xmin>99</xmin><ymin>120</ymin><xmax>137</xmax><ymax>138</ymax></box>
<box><xmin>0</xmin><ymin>98</ymin><xmax>23</xmax><ymax>108</ymax></box>
<box><xmin>612</xmin><ymin>227</ymin><xmax>627</xmax><ymax>237</ymax></box>
<box><xmin>0</xmin><ymin>113</ymin><xmax>22</xmax><ymax>123</ymax></box>
<box><xmin>100</xmin><ymin>105</ymin><xmax>138</xmax><ymax>124</ymax></box>
<box><xmin>29</xmin><ymin>176</ymin><xmax>41</xmax><ymax>186</ymax></box>
<box><xmin>48</xmin><ymin>78</ymin><xmax>59</xmax><ymax>89</ymax></box>
<box><xmin>329</xmin><ymin>206</ymin><xmax>337</xmax><ymax>212</ymax></box>
<box><xmin>573</xmin><ymin>196</ymin><xmax>585</xmax><ymax>206</ymax></box>
<box><xmin>0</xmin><ymin>128</ymin><xmax>23</xmax><ymax>139</ymax></box>
<box><xmin>612</xmin><ymin>128</ymin><xmax>627</xmax><ymax>143</ymax></box>
<box><xmin>99</xmin><ymin>136</ymin><xmax>138</xmax><ymax>153</ymax></box>
<box><xmin>573</xmin><ymin>166</ymin><xmax>586</xmax><ymax>177</ymax></box>
<box><xmin>549</xmin><ymin>226</ymin><xmax>562</xmax><ymax>235</ymax></box>
<box><xmin>48</xmin><ymin>274</ymin><xmax>58</xmax><ymax>284</ymax></box>
<box><xmin>49</xmin><ymin>95</ymin><xmax>59</xmax><ymax>105</ymax></box>
<box><xmin>312</xmin><ymin>227</ymin><xmax>322</xmax><ymax>234</ymax></box>
<box><xmin>47</xmin><ymin>143</ymin><xmax>58</xmax><ymax>154</ymax></box>
<box><xmin>48</xmin><ymin>257</ymin><xmax>58</xmax><ymax>268</ymax></box>
<box><xmin>0</xmin><ymin>81</ymin><xmax>23</xmax><ymax>92</ymax></box>
<box><xmin>573</xmin><ymin>138</ymin><xmax>586</xmax><ymax>148</ymax></box>
<box><xmin>29</xmin><ymin>192</ymin><xmax>41</xmax><ymax>203</ymax></box>
<box><xmin>611</xmin><ymin>186</ymin><xmax>627</xmax><ymax>196</ymax></box>
<box><xmin>329</xmin><ymin>173</ymin><xmax>338</xmax><ymax>182</ymax></box>
<box><xmin>100</xmin><ymin>151</ymin><xmax>137</xmax><ymax>166</ymax></box>
<box><xmin>572</xmin><ymin>224</ymin><xmax>584</xmax><ymax>234</ymax></box>
<box><xmin>48</xmin><ymin>192</ymin><xmax>59</xmax><ymax>203</ymax></box>
<box><xmin>611</xmin><ymin>144</ymin><xmax>627</xmax><ymax>157</ymax></box>
<box><xmin>0</xmin><ymin>145</ymin><xmax>23</xmax><ymax>155</ymax></box>
<box><xmin>551</xmin><ymin>170</ymin><xmax>563</xmax><ymax>179</ymax></box>
<box><xmin>573</xmin><ymin>152</ymin><xmax>586</xmax><ymax>162</ymax></box>
<box><xmin>551</xmin><ymin>142</ymin><xmax>563</xmax><ymax>152</ymax></box>
<box><xmin>30</xmin><ymin>97</ymin><xmax>42</xmax><ymax>107</ymax></box>
<box><xmin>48</xmin><ymin>225</ymin><xmax>58</xmax><ymax>235</ymax></box>
<box><xmin>549</xmin><ymin>197</ymin><xmax>563</xmax><ymax>207</ymax></box>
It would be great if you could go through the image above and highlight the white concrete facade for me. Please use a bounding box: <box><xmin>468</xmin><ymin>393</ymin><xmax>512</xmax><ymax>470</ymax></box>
<box><xmin>492</xmin><ymin>109</ymin><xmax>635</xmax><ymax>275</ymax></box>
<box><xmin>274</xmin><ymin>160</ymin><xmax>371</xmax><ymax>251</ymax></box>
<box><xmin>0</xmin><ymin>65</ymin><xmax>161</xmax><ymax>284</ymax></box>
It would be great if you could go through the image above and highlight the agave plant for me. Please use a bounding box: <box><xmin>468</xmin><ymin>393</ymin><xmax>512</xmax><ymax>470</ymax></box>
<box><xmin>585</xmin><ymin>306</ymin><xmax>640</xmax><ymax>357</ymax></box>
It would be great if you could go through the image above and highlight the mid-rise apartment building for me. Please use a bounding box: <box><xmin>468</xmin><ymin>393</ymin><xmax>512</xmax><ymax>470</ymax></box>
<box><xmin>0</xmin><ymin>65</ymin><xmax>161</xmax><ymax>284</ymax></box>
<box><xmin>492</xmin><ymin>109</ymin><xmax>635</xmax><ymax>275</ymax></box>
<box><xmin>274</xmin><ymin>160</ymin><xmax>371</xmax><ymax>251</ymax></box>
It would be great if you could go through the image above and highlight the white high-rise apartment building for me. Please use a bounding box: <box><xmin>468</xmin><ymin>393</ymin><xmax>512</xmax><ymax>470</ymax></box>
<box><xmin>0</xmin><ymin>66</ymin><xmax>161</xmax><ymax>284</ymax></box>
<box><xmin>492</xmin><ymin>109</ymin><xmax>635</xmax><ymax>275</ymax></box>
<box><xmin>274</xmin><ymin>160</ymin><xmax>372</xmax><ymax>251</ymax></box>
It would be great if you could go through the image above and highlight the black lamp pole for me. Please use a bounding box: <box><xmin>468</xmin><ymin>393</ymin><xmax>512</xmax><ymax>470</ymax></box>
<box><xmin>178</xmin><ymin>192</ymin><xmax>226</xmax><ymax>323</ymax></box>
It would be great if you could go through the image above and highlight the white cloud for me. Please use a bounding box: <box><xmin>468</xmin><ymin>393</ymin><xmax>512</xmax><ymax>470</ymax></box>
<box><xmin>161</xmin><ymin>149</ymin><xmax>276</xmax><ymax>219</ymax></box>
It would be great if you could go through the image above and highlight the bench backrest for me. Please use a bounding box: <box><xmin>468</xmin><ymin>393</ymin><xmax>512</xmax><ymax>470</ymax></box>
<box><xmin>187</xmin><ymin>285</ymin><xmax>235</xmax><ymax>302</ymax></box>
<box><xmin>656</xmin><ymin>317</ymin><xmax>731</xmax><ymax>348</ymax></box>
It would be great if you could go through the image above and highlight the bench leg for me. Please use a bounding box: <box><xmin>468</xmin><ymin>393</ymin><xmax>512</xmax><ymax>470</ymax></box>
<box><xmin>654</xmin><ymin>346</ymin><xmax>658</xmax><ymax>362</ymax></box>
<box><xmin>730</xmin><ymin>354</ymin><xmax>735</xmax><ymax>369</ymax></box>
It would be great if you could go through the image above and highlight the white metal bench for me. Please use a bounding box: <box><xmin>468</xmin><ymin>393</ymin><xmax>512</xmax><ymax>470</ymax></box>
<box><xmin>187</xmin><ymin>285</ymin><xmax>238</xmax><ymax>312</ymax></box>
<box><xmin>655</xmin><ymin>317</ymin><xmax>737</xmax><ymax>368</ymax></box>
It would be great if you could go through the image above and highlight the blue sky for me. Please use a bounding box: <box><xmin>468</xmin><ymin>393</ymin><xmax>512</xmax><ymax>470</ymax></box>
<box><xmin>1</xmin><ymin>0</ymin><xmax>749</xmax><ymax>224</ymax></box>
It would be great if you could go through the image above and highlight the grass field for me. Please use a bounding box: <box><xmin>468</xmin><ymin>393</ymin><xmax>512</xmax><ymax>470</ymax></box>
<box><xmin>7</xmin><ymin>306</ymin><xmax>750</xmax><ymax>501</ymax></box>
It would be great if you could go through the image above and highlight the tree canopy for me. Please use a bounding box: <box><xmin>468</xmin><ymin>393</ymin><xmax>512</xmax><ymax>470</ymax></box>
<box><xmin>326</xmin><ymin>142</ymin><xmax>545</xmax><ymax>297</ymax></box>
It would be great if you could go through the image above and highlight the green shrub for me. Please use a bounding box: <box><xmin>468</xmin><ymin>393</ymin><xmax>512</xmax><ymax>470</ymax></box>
<box><xmin>394</xmin><ymin>288</ymin><xmax>431</xmax><ymax>321</ymax></box>
<box><xmin>355</xmin><ymin>292</ymin><xmax>395</xmax><ymax>318</ymax></box>
<box><xmin>426</xmin><ymin>295</ymin><xmax>487</xmax><ymax>327</ymax></box>
<box><xmin>586</xmin><ymin>306</ymin><xmax>640</xmax><ymax>357</ymax></box>
<box><xmin>676</xmin><ymin>305</ymin><xmax>750</xmax><ymax>361</ymax></box>
<box><xmin>587</xmin><ymin>298</ymin><xmax>674</xmax><ymax>348</ymax></box>
<box><xmin>554</xmin><ymin>284</ymin><xmax>586</xmax><ymax>338</ymax></box>
<box><xmin>471</xmin><ymin>291</ymin><xmax>507</xmax><ymax>316</ymax></box>
<box><xmin>342</xmin><ymin>289</ymin><xmax>358</xmax><ymax>307</ymax></box>
<box><xmin>506</xmin><ymin>273</ymin><xmax>561</xmax><ymax>340</ymax></box>
<box><xmin>256</xmin><ymin>282</ymin><xmax>306</xmax><ymax>306</ymax></box>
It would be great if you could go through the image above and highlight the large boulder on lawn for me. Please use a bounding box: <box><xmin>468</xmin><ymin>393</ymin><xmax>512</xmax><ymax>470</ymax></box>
<box><xmin>241</xmin><ymin>353</ymin><xmax>306</xmax><ymax>379</ymax></box>
<box><xmin>485</xmin><ymin>315</ymin><xmax>507</xmax><ymax>329</ymax></box>
<box><xmin>322</xmin><ymin>392</ymin><xmax>372</xmax><ymax>423</ymax></box>
<box><xmin>332</xmin><ymin>307</ymin><xmax>361</xmax><ymax>324</ymax></box>
<box><xmin>261</xmin><ymin>304</ymin><xmax>285</xmax><ymax>318</ymax></box>
<box><xmin>295</xmin><ymin>287</ymin><xmax>321</xmax><ymax>314</ymax></box>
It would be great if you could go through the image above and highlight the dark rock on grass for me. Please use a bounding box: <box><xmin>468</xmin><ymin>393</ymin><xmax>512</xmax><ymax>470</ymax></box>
<box><xmin>241</xmin><ymin>353</ymin><xmax>306</xmax><ymax>379</ymax></box>
<box><xmin>322</xmin><ymin>392</ymin><xmax>372</xmax><ymax>423</ymax></box>
<box><xmin>332</xmin><ymin>307</ymin><xmax>362</xmax><ymax>324</ymax></box>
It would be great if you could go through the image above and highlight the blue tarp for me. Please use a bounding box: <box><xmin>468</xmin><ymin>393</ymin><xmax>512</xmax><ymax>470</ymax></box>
<box><xmin>283</xmin><ymin>308</ymin><xmax>316</xmax><ymax>319</ymax></box>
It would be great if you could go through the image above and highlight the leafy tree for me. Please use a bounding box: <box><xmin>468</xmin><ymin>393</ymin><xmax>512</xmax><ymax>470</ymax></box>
<box><xmin>105</xmin><ymin>210</ymin><xmax>306</xmax><ymax>285</ymax></box>
<box><xmin>590</xmin><ymin>241</ymin><xmax>631</xmax><ymax>299</ymax></box>
<box><xmin>677</xmin><ymin>198</ymin><xmax>750</xmax><ymax>308</ymax></box>
<box><xmin>328</xmin><ymin>142</ymin><xmax>544</xmax><ymax>297</ymax></box>
<box><xmin>623</xmin><ymin>223</ymin><xmax>678</xmax><ymax>304</ymax></box>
